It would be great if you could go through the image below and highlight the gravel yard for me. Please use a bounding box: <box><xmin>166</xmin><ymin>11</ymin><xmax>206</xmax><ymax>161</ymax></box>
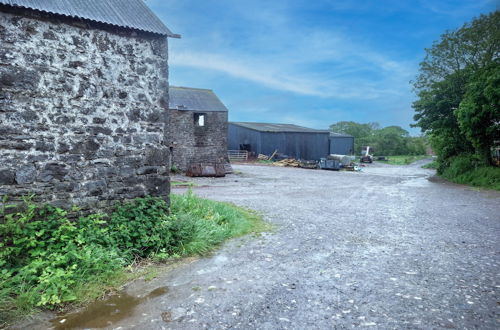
<box><xmin>32</xmin><ymin>161</ymin><xmax>500</xmax><ymax>329</ymax></box>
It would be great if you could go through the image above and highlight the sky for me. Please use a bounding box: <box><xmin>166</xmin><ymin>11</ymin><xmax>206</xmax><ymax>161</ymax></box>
<box><xmin>147</xmin><ymin>0</ymin><xmax>498</xmax><ymax>135</ymax></box>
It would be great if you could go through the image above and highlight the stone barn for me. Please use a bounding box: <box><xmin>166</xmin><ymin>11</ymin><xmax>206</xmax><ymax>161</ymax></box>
<box><xmin>168</xmin><ymin>86</ymin><xmax>228</xmax><ymax>172</ymax></box>
<box><xmin>0</xmin><ymin>0</ymin><xmax>178</xmax><ymax>211</ymax></box>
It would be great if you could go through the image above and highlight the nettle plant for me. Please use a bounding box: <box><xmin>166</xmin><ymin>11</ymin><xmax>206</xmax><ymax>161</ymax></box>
<box><xmin>0</xmin><ymin>196</ymin><xmax>177</xmax><ymax>308</ymax></box>
<box><xmin>0</xmin><ymin>196</ymin><xmax>124</xmax><ymax>307</ymax></box>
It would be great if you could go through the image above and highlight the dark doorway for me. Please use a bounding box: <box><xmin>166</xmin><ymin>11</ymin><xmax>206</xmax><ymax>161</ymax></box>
<box><xmin>240</xmin><ymin>144</ymin><xmax>251</xmax><ymax>152</ymax></box>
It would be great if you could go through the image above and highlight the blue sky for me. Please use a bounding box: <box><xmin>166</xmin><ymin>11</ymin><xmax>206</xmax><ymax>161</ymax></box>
<box><xmin>148</xmin><ymin>0</ymin><xmax>497</xmax><ymax>134</ymax></box>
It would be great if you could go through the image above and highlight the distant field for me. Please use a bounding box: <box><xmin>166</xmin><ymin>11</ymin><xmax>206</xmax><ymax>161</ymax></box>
<box><xmin>378</xmin><ymin>155</ymin><xmax>429</xmax><ymax>165</ymax></box>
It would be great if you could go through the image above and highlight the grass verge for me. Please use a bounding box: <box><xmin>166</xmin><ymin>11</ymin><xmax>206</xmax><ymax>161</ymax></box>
<box><xmin>0</xmin><ymin>191</ymin><xmax>269</xmax><ymax>326</ymax></box>
<box><xmin>256</xmin><ymin>159</ymin><xmax>274</xmax><ymax>164</ymax></box>
<box><xmin>422</xmin><ymin>161</ymin><xmax>438</xmax><ymax>169</ymax></box>
<box><xmin>171</xmin><ymin>181</ymin><xmax>199</xmax><ymax>187</ymax></box>
<box><xmin>442</xmin><ymin>166</ymin><xmax>500</xmax><ymax>191</ymax></box>
<box><xmin>378</xmin><ymin>155</ymin><xmax>429</xmax><ymax>165</ymax></box>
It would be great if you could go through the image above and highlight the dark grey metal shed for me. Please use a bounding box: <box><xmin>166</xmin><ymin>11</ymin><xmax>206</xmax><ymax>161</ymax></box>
<box><xmin>329</xmin><ymin>132</ymin><xmax>355</xmax><ymax>155</ymax></box>
<box><xmin>228</xmin><ymin>122</ymin><xmax>330</xmax><ymax>160</ymax></box>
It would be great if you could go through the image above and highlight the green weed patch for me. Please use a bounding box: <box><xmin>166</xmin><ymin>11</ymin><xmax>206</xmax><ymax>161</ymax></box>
<box><xmin>379</xmin><ymin>155</ymin><xmax>429</xmax><ymax>165</ymax></box>
<box><xmin>0</xmin><ymin>192</ymin><xmax>267</xmax><ymax>324</ymax></box>
<box><xmin>440</xmin><ymin>155</ymin><xmax>500</xmax><ymax>190</ymax></box>
<box><xmin>421</xmin><ymin>161</ymin><xmax>438</xmax><ymax>169</ymax></box>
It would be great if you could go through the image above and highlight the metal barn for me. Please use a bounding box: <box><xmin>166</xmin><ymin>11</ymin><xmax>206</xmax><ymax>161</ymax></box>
<box><xmin>228</xmin><ymin>122</ymin><xmax>330</xmax><ymax>160</ymax></box>
<box><xmin>329</xmin><ymin>133</ymin><xmax>355</xmax><ymax>155</ymax></box>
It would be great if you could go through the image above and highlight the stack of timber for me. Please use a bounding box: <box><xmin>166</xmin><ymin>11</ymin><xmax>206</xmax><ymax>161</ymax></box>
<box><xmin>272</xmin><ymin>159</ymin><xmax>317</xmax><ymax>169</ymax></box>
<box><xmin>273</xmin><ymin>158</ymin><xmax>301</xmax><ymax>167</ymax></box>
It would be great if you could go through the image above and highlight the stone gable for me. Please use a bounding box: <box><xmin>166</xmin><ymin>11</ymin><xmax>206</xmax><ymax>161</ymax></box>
<box><xmin>0</xmin><ymin>8</ymin><xmax>170</xmax><ymax>210</ymax></box>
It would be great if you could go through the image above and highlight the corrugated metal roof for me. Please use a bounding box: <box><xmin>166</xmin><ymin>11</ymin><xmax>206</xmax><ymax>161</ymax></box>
<box><xmin>230</xmin><ymin>122</ymin><xmax>330</xmax><ymax>133</ymax></box>
<box><xmin>169</xmin><ymin>86</ymin><xmax>228</xmax><ymax>112</ymax></box>
<box><xmin>330</xmin><ymin>132</ymin><xmax>354</xmax><ymax>138</ymax></box>
<box><xmin>0</xmin><ymin>0</ymin><xmax>178</xmax><ymax>37</ymax></box>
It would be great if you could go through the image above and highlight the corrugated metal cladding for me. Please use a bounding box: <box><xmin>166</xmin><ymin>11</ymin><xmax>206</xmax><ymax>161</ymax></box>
<box><xmin>0</xmin><ymin>0</ymin><xmax>177</xmax><ymax>37</ymax></box>
<box><xmin>228</xmin><ymin>122</ymin><xmax>330</xmax><ymax>161</ymax></box>
<box><xmin>169</xmin><ymin>87</ymin><xmax>228</xmax><ymax>112</ymax></box>
<box><xmin>329</xmin><ymin>135</ymin><xmax>355</xmax><ymax>155</ymax></box>
<box><xmin>231</xmin><ymin>122</ymin><xmax>329</xmax><ymax>133</ymax></box>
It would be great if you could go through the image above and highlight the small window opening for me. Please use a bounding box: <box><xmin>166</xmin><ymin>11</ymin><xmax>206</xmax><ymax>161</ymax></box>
<box><xmin>194</xmin><ymin>113</ymin><xmax>206</xmax><ymax>127</ymax></box>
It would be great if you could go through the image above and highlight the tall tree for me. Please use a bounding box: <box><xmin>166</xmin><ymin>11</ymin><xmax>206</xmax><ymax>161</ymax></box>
<box><xmin>329</xmin><ymin>121</ymin><xmax>378</xmax><ymax>153</ymax></box>
<box><xmin>455</xmin><ymin>63</ymin><xmax>500</xmax><ymax>164</ymax></box>
<box><xmin>414</xmin><ymin>11</ymin><xmax>499</xmax><ymax>91</ymax></box>
<box><xmin>372</xmin><ymin>126</ymin><xmax>410</xmax><ymax>155</ymax></box>
<box><xmin>412</xmin><ymin>11</ymin><xmax>500</xmax><ymax>164</ymax></box>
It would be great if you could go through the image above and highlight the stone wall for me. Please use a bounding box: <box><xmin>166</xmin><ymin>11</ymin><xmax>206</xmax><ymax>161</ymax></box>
<box><xmin>0</xmin><ymin>7</ymin><xmax>170</xmax><ymax>211</ymax></box>
<box><xmin>169</xmin><ymin>110</ymin><xmax>227</xmax><ymax>171</ymax></box>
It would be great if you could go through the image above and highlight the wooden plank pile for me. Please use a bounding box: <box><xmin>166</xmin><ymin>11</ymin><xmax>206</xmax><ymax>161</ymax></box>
<box><xmin>272</xmin><ymin>158</ymin><xmax>302</xmax><ymax>167</ymax></box>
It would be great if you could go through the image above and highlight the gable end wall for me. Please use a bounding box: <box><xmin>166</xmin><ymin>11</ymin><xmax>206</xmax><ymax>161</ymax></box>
<box><xmin>168</xmin><ymin>110</ymin><xmax>227</xmax><ymax>171</ymax></box>
<box><xmin>0</xmin><ymin>9</ymin><xmax>170</xmax><ymax>211</ymax></box>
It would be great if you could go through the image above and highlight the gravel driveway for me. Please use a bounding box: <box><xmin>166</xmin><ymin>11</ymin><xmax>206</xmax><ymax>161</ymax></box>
<box><xmin>38</xmin><ymin>162</ymin><xmax>500</xmax><ymax>329</ymax></box>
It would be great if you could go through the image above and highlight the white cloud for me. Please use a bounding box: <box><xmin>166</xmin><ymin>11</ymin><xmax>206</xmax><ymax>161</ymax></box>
<box><xmin>158</xmin><ymin>0</ymin><xmax>425</xmax><ymax>132</ymax></box>
<box><xmin>170</xmin><ymin>48</ymin><xmax>409</xmax><ymax>100</ymax></box>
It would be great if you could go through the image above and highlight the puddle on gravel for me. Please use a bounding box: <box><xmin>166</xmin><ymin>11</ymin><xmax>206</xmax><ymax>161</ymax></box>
<box><xmin>50</xmin><ymin>286</ymin><xmax>168</xmax><ymax>329</ymax></box>
<box><xmin>400</xmin><ymin>176</ymin><xmax>433</xmax><ymax>187</ymax></box>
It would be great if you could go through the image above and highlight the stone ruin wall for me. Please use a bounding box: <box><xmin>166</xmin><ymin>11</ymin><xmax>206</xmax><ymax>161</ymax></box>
<box><xmin>0</xmin><ymin>8</ymin><xmax>170</xmax><ymax>211</ymax></box>
<box><xmin>169</xmin><ymin>110</ymin><xmax>228</xmax><ymax>171</ymax></box>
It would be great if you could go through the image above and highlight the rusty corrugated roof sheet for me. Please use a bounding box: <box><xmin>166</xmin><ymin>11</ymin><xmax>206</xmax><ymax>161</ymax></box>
<box><xmin>169</xmin><ymin>86</ymin><xmax>228</xmax><ymax>112</ymax></box>
<box><xmin>0</xmin><ymin>0</ymin><xmax>179</xmax><ymax>37</ymax></box>
<box><xmin>230</xmin><ymin>122</ymin><xmax>330</xmax><ymax>133</ymax></box>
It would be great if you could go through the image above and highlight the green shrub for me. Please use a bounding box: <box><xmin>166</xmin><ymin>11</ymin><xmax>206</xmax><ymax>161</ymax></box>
<box><xmin>0</xmin><ymin>202</ymin><xmax>124</xmax><ymax>311</ymax></box>
<box><xmin>422</xmin><ymin>161</ymin><xmax>438</xmax><ymax>169</ymax></box>
<box><xmin>0</xmin><ymin>192</ymin><xmax>267</xmax><ymax>323</ymax></box>
<box><xmin>441</xmin><ymin>156</ymin><xmax>500</xmax><ymax>190</ymax></box>
<box><xmin>440</xmin><ymin>154</ymin><xmax>486</xmax><ymax>178</ymax></box>
<box><xmin>107</xmin><ymin>197</ymin><xmax>174</xmax><ymax>259</ymax></box>
<box><xmin>453</xmin><ymin>167</ymin><xmax>500</xmax><ymax>190</ymax></box>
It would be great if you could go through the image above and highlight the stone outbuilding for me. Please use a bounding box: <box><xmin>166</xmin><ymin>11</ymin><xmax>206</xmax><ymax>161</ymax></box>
<box><xmin>0</xmin><ymin>0</ymin><xmax>178</xmax><ymax>210</ymax></box>
<box><xmin>168</xmin><ymin>86</ymin><xmax>228</xmax><ymax>172</ymax></box>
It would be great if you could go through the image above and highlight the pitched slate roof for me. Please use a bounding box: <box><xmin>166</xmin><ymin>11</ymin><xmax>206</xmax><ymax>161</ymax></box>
<box><xmin>230</xmin><ymin>122</ymin><xmax>330</xmax><ymax>134</ymax></box>
<box><xmin>169</xmin><ymin>86</ymin><xmax>228</xmax><ymax>112</ymax></box>
<box><xmin>0</xmin><ymin>0</ymin><xmax>178</xmax><ymax>37</ymax></box>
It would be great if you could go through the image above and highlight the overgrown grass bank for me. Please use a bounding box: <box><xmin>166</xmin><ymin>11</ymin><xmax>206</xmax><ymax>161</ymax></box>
<box><xmin>421</xmin><ymin>161</ymin><xmax>438</xmax><ymax>169</ymax></box>
<box><xmin>439</xmin><ymin>155</ymin><xmax>500</xmax><ymax>190</ymax></box>
<box><xmin>0</xmin><ymin>192</ymin><xmax>267</xmax><ymax>324</ymax></box>
<box><xmin>378</xmin><ymin>155</ymin><xmax>429</xmax><ymax>165</ymax></box>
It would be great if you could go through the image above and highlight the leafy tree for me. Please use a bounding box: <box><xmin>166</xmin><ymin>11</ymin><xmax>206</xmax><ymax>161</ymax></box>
<box><xmin>412</xmin><ymin>11</ymin><xmax>500</xmax><ymax>167</ymax></box>
<box><xmin>329</xmin><ymin>122</ymin><xmax>426</xmax><ymax>156</ymax></box>
<box><xmin>414</xmin><ymin>11</ymin><xmax>499</xmax><ymax>90</ymax></box>
<box><xmin>413</xmin><ymin>70</ymin><xmax>474</xmax><ymax>160</ymax></box>
<box><xmin>406</xmin><ymin>137</ymin><xmax>427</xmax><ymax>155</ymax></box>
<box><xmin>329</xmin><ymin>121</ymin><xmax>378</xmax><ymax>153</ymax></box>
<box><xmin>455</xmin><ymin>63</ymin><xmax>500</xmax><ymax>164</ymax></box>
<box><xmin>372</xmin><ymin>126</ymin><xmax>409</xmax><ymax>155</ymax></box>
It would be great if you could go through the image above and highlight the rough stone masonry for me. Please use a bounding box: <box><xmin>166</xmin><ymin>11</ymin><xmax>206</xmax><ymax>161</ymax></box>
<box><xmin>0</xmin><ymin>7</ymin><xmax>170</xmax><ymax>211</ymax></box>
<box><xmin>169</xmin><ymin>110</ymin><xmax>228</xmax><ymax>172</ymax></box>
